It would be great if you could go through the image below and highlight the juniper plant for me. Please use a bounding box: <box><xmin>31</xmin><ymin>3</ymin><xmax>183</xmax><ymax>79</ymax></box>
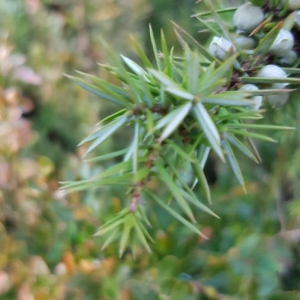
<box><xmin>63</xmin><ymin>0</ymin><xmax>300</xmax><ymax>256</ymax></box>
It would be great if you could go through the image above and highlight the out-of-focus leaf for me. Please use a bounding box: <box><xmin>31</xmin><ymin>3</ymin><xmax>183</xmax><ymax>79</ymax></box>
<box><xmin>195</xmin><ymin>16</ymin><xmax>221</xmax><ymax>36</ymax></box>
<box><xmin>253</xmin><ymin>21</ymin><xmax>282</xmax><ymax>56</ymax></box>
<box><xmin>101</xmin><ymin>229</ymin><xmax>120</xmax><ymax>250</ymax></box>
<box><xmin>191</xmin><ymin>160</ymin><xmax>211</xmax><ymax>204</ymax></box>
<box><xmin>166</xmin><ymin>140</ymin><xmax>195</xmax><ymax>162</ymax></box>
<box><xmin>169</xmin><ymin>280</ymin><xmax>194</xmax><ymax>300</ymax></box>
<box><xmin>193</xmin><ymin>7</ymin><xmax>236</xmax><ymax>18</ymax></box>
<box><xmin>198</xmin><ymin>145</ymin><xmax>210</xmax><ymax>169</ymax></box>
<box><xmin>246</xmin><ymin>88</ymin><xmax>294</xmax><ymax>96</ymax></box>
<box><xmin>203</xmin><ymin>0</ymin><xmax>238</xmax><ymax>49</ymax></box>
<box><xmin>282</xmin><ymin>67</ymin><xmax>300</xmax><ymax>74</ymax></box>
<box><xmin>62</xmin><ymin>161</ymin><xmax>132</xmax><ymax>189</ymax></box>
<box><xmin>225</xmin><ymin>133</ymin><xmax>258</xmax><ymax>163</ymax></box>
<box><xmin>76</xmin><ymin>71</ymin><xmax>129</xmax><ymax>98</ymax></box>
<box><xmin>172</xmin><ymin>21</ymin><xmax>218</xmax><ymax>63</ymax></box>
<box><xmin>283</xmin><ymin>11</ymin><xmax>296</xmax><ymax>30</ymax></box>
<box><xmin>156</xmin><ymin>161</ymin><xmax>196</xmax><ymax>222</ymax></box>
<box><xmin>66</xmin><ymin>75</ymin><xmax>130</xmax><ymax>107</ymax></box>
<box><xmin>62</xmin><ymin>174</ymin><xmax>133</xmax><ymax>192</ymax></box>
<box><xmin>145</xmin><ymin>190</ymin><xmax>207</xmax><ymax>239</ymax></box>
<box><xmin>135</xmin><ymin>216</ymin><xmax>154</xmax><ymax>242</ymax></box>
<box><xmin>119</xmin><ymin>213</ymin><xmax>135</xmax><ymax>256</ymax></box>
<box><xmin>94</xmin><ymin>217</ymin><xmax>125</xmax><ymax>237</ymax></box>
<box><xmin>149</xmin><ymin>24</ymin><xmax>162</xmax><ymax>71</ymax></box>
<box><xmin>165</xmin><ymin>86</ymin><xmax>194</xmax><ymax>100</ymax></box>
<box><xmin>185</xmin><ymin>49</ymin><xmax>201</xmax><ymax>94</ymax></box>
<box><xmin>229</xmin><ymin>129</ymin><xmax>278</xmax><ymax>143</ymax></box>
<box><xmin>130</xmin><ymin>35</ymin><xmax>153</xmax><ymax>68</ymax></box>
<box><xmin>133</xmin><ymin>219</ymin><xmax>152</xmax><ymax>253</ymax></box>
<box><xmin>226</xmin><ymin>123</ymin><xmax>295</xmax><ymax>130</ymax></box>
<box><xmin>241</xmin><ymin>77</ymin><xmax>300</xmax><ymax>85</ymax></box>
<box><xmin>203</xmin><ymin>94</ymin><xmax>253</xmax><ymax>106</ymax></box>
<box><xmin>132</xmin><ymin>122</ymin><xmax>140</xmax><ymax>174</ymax></box>
<box><xmin>138</xmin><ymin>74</ymin><xmax>156</xmax><ymax>107</ymax></box>
<box><xmin>222</xmin><ymin>138</ymin><xmax>245</xmax><ymax>189</ymax></box>
<box><xmin>182</xmin><ymin>189</ymin><xmax>219</xmax><ymax>218</ymax></box>
<box><xmin>160</xmin><ymin>30</ymin><xmax>172</xmax><ymax>76</ymax></box>
<box><xmin>161</xmin><ymin>154</ymin><xmax>217</xmax><ymax>217</ymax></box>
<box><xmin>84</xmin><ymin>116</ymin><xmax>128</xmax><ymax>154</ymax></box>
<box><xmin>134</xmin><ymin>167</ymin><xmax>150</xmax><ymax>183</ymax></box>
<box><xmin>84</xmin><ymin>148</ymin><xmax>128</xmax><ymax>162</ymax></box>
<box><xmin>247</xmin><ymin>137</ymin><xmax>262</xmax><ymax>163</ymax></box>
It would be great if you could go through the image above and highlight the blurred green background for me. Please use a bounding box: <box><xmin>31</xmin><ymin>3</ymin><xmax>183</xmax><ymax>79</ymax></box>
<box><xmin>1</xmin><ymin>0</ymin><xmax>300</xmax><ymax>299</ymax></box>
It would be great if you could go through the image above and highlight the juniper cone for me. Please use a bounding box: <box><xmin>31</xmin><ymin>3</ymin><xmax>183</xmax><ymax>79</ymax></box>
<box><xmin>257</xmin><ymin>64</ymin><xmax>288</xmax><ymax>81</ymax></box>
<box><xmin>239</xmin><ymin>84</ymin><xmax>263</xmax><ymax>111</ymax></box>
<box><xmin>279</xmin><ymin>50</ymin><xmax>297</xmax><ymax>65</ymax></box>
<box><xmin>256</xmin><ymin>65</ymin><xmax>291</xmax><ymax>106</ymax></box>
<box><xmin>64</xmin><ymin>0</ymin><xmax>300</xmax><ymax>253</ymax></box>
<box><xmin>233</xmin><ymin>2</ymin><xmax>264</xmax><ymax>32</ymax></box>
<box><xmin>268</xmin><ymin>29</ymin><xmax>294</xmax><ymax>57</ymax></box>
<box><xmin>234</xmin><ymin>35</ymin><xmax>257</xmax><ymax>50</ymax></box>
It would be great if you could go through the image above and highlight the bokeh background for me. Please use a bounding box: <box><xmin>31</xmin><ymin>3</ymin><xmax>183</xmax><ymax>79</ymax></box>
<box><xmin>1</xmin><ymin>0</ymin><xmax>300</xmax><ymax>299</ymax></box>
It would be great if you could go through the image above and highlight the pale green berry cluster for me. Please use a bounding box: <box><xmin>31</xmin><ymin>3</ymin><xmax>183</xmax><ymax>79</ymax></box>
<box><xmin>208</xmin><ymin>0</ymin><xmax>300</xmax><ymax>108</ymax></box>
<box><xmin>233</xmin><ymin>1</ymin><xmax>297</xmax><ymax>59</ymax></box>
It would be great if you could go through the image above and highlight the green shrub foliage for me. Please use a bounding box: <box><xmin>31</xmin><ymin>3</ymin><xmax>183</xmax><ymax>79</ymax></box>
<box><xmin>64</xmin><ymin>0</ymin><xmax>300</xmax><ymax>255</ymax></box>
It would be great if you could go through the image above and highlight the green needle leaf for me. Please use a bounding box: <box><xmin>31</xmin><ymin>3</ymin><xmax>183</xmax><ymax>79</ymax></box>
<box><xmin>133</xmin><ymin>220</ymin><xmax>152</xmax><ymax>253</ymax></box>
<box><xmin>166</xmin><ymin>140</ymin><xmax>195</xmax><ymax>162</ymax></box>
<box><xmin>222</xmin><ymin>139</ymin><xmax>246</xmax><ymax>191</ymax></box>
<box><xmin>158</xmin><ymin>102</ymin><xmax>192</xmax><ymax>142</ymax></box>
<box><xmin>241</xmin><ymin>77</ymin><xmax>300</xmax><ymax>85</ymax></box>
<box><xmin>165</xmin><ymin>86</ymin><xmax>194</xmax><ymax>100</ymax></box>
<box><xmin>225</xmin><ymin>133</ymin><xmax>259</xmax><ymax>163</ymax></box>
<box><xmin>203</xmin><ymin>0</ymin><xmax>239</xmax><ymax>50</ymax></box>
<box><xmin>226</xmin><ymin>123</ymin><xmax>295</xmax><ymax>130</ymax></box>
<box><xmin>160</xmin><ymin>30</ymin><xmax>172</xmax><ymax>76</ymax></box>
<box><xmin>84</xmin><ymin>148</ymin><xmax>129</xmax><ymax>163</ymax></box>
<box><xmin>172</xmin><ymin>21</ymin><xmax>219</xmax><ymax>63</ymax></box>
<box><xmin>149</xmin><ymin>69</ymin><xmax>193</xmax><ymax>101</ymax></box>
<box><xmin>185</xmin><ymin>48</ymin><xmax>201</xmax><ymax>94</ymax></box>
<box><xmin>101</xmin><ymin>229</ymin><xmax>120</xmax><ymax>250</ymax></box>
<box><xmin>193</xmin><ymin>103</ymin><xmax>224</xmax><ymax>161</ymax></box>
<box><xmin>121</xmin><ymin>55</ymin><xmax>149</xmax><ymax>80</ymax></box>
<box><xmin>229</xmin><ymin>129</ymin><xmax>278</xmax><ymax>143</ymax></box>
<box><xmin>156</xmin><ymin>162</ymin><xmax>196</xmax><ymax>222</ymax></box>
<box><xmin>119</xmin><ymin>215</ymin><xmax>134</xmax><ymax>257</ymax></box>
<box><xmin>191</xmin><ymin>160</ymin><xmax>212</xmax><ymax>204</ymax></box>
<box><xmin>94</xmin><ymin>218</ymin><xmax>124</xmax><ymax>237</ymax></box>
<box><xmin>161</xmin><ymin>154</ymin><xmax>215</xmax><ymax>214</ymax></box>
<box><xmin>145</xmin><ymin>190</ymin><xmax>207</xmax><ymax>239</ymax></box>
<box><xmin>149</xmin><ymin>24</ymin><xmax>162</xmax><ymax>71</ymax></box>
<box><xmin>85</xmin><ymin>116</ymin><xmax>128</xmax><ymax>155</ymax></box>
<box><xmin>181</xmin><ymin>189</ymin><xmax>219</xmax><ymax>219</ymax></box>
<box><xmin>253</xmin><ymin>21</ymin><xmax>282</xmax><ymax>57</ymax></box>
<box><xmin>65</xmin><ymin>75</ymin><xmax>130</xmax><ymax>107</ymax></box>
<box><xmin>132</xmin><ymin>122</ymin><xmax>140</xmax><ymax>175</ymax></box>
